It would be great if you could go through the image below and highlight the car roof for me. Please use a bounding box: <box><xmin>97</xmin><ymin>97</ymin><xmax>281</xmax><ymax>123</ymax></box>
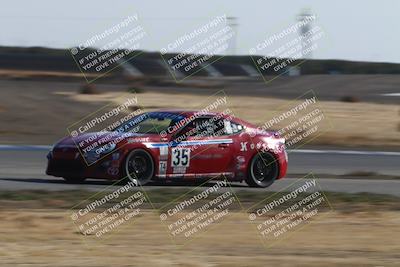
<box><xmin>149</xmin><ymin>109</ymin><xmax>222</xmax><ymax>117</ymax></box>
<box><xmin>148</xmin><ymin>110</ymin><xmax>255</xmax><ymax>127</ymax></box>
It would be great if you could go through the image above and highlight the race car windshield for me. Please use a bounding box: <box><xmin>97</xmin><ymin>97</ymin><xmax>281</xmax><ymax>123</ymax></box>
<box><xmin>113</xmin><ymin>112</ymin><xmax>184</xmax><ymax>134</ymax></box>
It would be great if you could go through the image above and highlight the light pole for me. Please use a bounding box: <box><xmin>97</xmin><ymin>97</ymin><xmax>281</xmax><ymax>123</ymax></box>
<box><xmin>226</xmin><ymin>16</ymin><xmax>238</xmax><ymax>55</ymax></box>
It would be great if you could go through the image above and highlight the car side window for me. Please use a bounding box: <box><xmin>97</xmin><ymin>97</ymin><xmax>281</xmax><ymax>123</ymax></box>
<box><xmin>174</xmin><ymin>120</ymin><xmax>196</xmax><ymax>141</ymax></box>
<box><xmin>225</xmin><ymin>120</ymin><xmax>244</xmax><ymax>135</ymax></box>
<box><xmin>194</xmin><ymin>118</ymin><xmax>221</xmax><ymax>137</ymax></box>
<box><xmin>191</xmin><ymin>118</ymin><xmax>243</xmax><ymax>137</ymax></box>
<box><xmin>182</xmin><ymin>117</ymin><xmax>224</xmax><ymax>138</ymax></box>
<box><xmin>173</xmin><ymin>118</ymin><xmax>210</xmax><ymax>141</ymax></box>
<box><xmin>176</xmin><ymin>117</ymin><xmax>242</xmax><ymax>139</ymax></box>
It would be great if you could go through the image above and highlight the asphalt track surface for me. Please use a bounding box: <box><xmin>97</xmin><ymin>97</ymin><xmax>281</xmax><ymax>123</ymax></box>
<box><xmin>0</xmin><ymin>146</ymin><xmax>399</xmax><ymax>196</ymax></box>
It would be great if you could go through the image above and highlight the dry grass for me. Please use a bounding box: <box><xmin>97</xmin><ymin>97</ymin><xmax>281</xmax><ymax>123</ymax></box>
<box><xmin>0</xmin><ymin>209</ymin><xmax>399</xmax><ymax>267</ymax></box>
<box><xmin>72</xmin><ymin>91</ymin><xmax>400</xmax><ymax>148</ymax></box>
<box><xmin>0</xmin><ymin>79</ymin><xmax>398</xmax><ymax>148</ymax></box>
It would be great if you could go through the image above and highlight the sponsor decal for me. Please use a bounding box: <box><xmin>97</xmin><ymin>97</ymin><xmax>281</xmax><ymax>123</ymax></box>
<box><xmin>240</xmin><ymin>142</ymin><xmax>248</xmax><ymax>151</ymax></box>
<box><xmin>107</xmin><ymin>167</ymin><xmax>119</xmax><ymax>176</ymax></box>
<box><xmin>127</xmin><ymin>137</ymin><xmax>150</xmax><ymax>143</ymax></box>
<box><xmin>171</xmin><ymin>148</ymin><xmax>190</xmax><ymax>167</ymax></box>
<box><xmin>144</xmin><ymin>139</ymin><xmax>233</xmax><ymax>148</ymax></box>
<box><xmin>173</xmin><ymin>166</ymin><xmax>187</xmax><ymax>174</ymax></box>
<box><xmin>159</xmin><ymin>161</ymin><xmax>167</xmax><ymax>175</ymax></box>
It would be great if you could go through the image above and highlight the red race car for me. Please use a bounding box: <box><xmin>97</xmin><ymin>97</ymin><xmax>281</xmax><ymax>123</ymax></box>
<box><xmin>46</xmin><ymin>110</ymin><xmax>288</xmax><ymax>188</ymax></box>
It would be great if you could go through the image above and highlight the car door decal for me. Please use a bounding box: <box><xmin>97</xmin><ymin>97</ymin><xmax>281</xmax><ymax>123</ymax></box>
<box><xmin>171</xmin><ymin>147</ymin><xmax>190</xmax><ymax>167</ymax></box>
<box><xmin>143</xmin><ymin>139</ymin><xmax>233</xmax><ymax>148</ymax></box>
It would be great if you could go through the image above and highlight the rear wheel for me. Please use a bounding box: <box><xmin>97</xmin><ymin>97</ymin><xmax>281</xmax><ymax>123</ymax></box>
<box><xmin>63</xmin><ymin>176</ymin><xmax>86</xmax><ymax>184</ymax></box>
<box><xmin>246</xmin><ymin>152</ymin><xmax>279</xmax><ymax>188</ymax></box>
<box><xmin>124</xmin><ymin>149</ymin><xmax>154</xmax><ymax>186</ymax></box>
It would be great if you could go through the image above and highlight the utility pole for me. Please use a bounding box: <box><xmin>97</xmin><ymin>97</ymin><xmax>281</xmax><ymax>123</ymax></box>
<box><xmin>226</xmin><ymin>16</ymin><xmax>238</xmax><ymax>55</ymax></box>
<box><xmin>297</xmin><ymin>9</ymin><xmax>313</xmax><ymax>59</ymax></box>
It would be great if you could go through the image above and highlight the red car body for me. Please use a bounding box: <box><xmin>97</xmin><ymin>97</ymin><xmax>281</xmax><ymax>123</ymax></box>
<box><xmin>46</xmin><ymin>110</ymin><xmax>288</xmax><ymax>187</ymax></box>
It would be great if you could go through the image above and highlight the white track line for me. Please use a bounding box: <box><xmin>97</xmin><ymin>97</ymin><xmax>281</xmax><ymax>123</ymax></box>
<box><xmin>0</xmin><ymin>145</ymin><xmax>52</xmax><ymax>151</ymax></box>
<box><xmin>381</xmin><ymin>93</ymin><xmax>400</xmax><ymax>96</ymax></box>
<box><xmin>291</xmin><ymin>149</ymin><xmax>400</xmax><ymax>156</ymax></box>
<box><xmin>0</xmin><ymin>144</ymin><xmax>399</xmax><ymax>156</ymax></box>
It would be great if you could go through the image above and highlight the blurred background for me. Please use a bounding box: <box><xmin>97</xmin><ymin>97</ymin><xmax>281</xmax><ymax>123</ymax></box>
<box><xmin>0</xmin><ymin>1</ymin><xmax>399</xmax><ymax>266</ymax></box>
<box><xmin>0</xmin><ymin>0</ymin><xmax>399</xmax><ymax>148</ymax></box>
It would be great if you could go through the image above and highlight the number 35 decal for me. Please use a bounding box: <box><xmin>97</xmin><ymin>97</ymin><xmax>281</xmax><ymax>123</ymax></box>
<box><xmin>171</xmin><ymin>148</ymin><xmax>190</xmax><ymax>167</ymax></box>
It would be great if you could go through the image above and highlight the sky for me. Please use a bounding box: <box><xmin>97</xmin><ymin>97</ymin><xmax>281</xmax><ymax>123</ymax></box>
<box><xmin>1</xmin><ymin>0</ymin><xmax>399</xmax><ymax>63</ymax></box>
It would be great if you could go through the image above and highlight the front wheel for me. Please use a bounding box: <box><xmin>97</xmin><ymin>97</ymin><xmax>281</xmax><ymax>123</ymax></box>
<box><xmin>124</xmin><ymin>149</ymin><xmax>154</xmax><ymax>186</ymax></box>
<box><xmin>246</xmin><ymin>152</ymin><xmax>279</xmax><ymax>188</ymax></box>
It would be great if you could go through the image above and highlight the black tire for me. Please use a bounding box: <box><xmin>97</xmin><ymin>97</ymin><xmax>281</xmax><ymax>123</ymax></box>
<box><xmin>246</xmin><ymin>152</ymin><xmax>279</xmax><ymax>188</ymax></box>
<box><xmin>124</xmin><ymin>149</ymin><xmax>154</xmax><ymax>186</ymax></box>
<box><xmin>63</xmin><ymin>176</ymin><xmax>86</xmax><ymax>184</ymax></box>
